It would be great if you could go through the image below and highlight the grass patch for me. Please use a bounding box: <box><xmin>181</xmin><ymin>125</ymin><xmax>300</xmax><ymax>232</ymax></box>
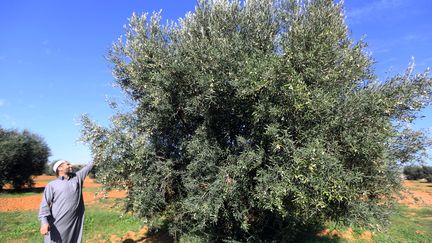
<box><xmin>0</xmin><ymin>210</ymin><xmax>40</xmax><ymax>242</ymax></box>
<box><xmin>300</xmin><ymin>205</ymin><xmax>432</xmax><ymax>243</ymax></box>
<box><xmin>373</xmin><ymin>206</ymin><xmax>432</xmax><ymax>242</ymax></box>
<box><xmin>0</xmin><ymin>199</ymin><xmax>142</xmax><ymax>242</ymax></box>
<box><xmin>83</xmin><ymin>204</ymin><xmax>142</xmax><ymax>241</ymax></box>
<box><xmin>0</xmin><ymin>191</ymin><xmax>42</xmax><ymax>198</ymax></box>
<box><xmin>83</xmin><ymin>187</ymin><xmax>101</xmax><ymax>193</ymax></box>
<box><xmin>415</xmin><ymin>207</ymin><xmax>432</xmax><ymax>218</ymax></box>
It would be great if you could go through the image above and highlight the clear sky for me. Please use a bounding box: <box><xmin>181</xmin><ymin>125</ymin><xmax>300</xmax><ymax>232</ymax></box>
<box><xmin>0</xmin><ymin>0</ymin><xmax>431</xmax><ymax>164</ymax></box>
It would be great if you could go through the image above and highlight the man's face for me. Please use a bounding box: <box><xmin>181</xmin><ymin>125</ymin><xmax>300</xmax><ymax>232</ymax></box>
<box><xmin>58</xmin><ymin>162</ymin><xmax>73</xmax><ymax>174</ymax></box>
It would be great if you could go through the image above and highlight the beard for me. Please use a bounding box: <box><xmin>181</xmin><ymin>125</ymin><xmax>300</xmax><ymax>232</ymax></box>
<box><xmin>66</xmin><ymin>167</ymin><xmax>75</xmax><ymax>175</ymax></box>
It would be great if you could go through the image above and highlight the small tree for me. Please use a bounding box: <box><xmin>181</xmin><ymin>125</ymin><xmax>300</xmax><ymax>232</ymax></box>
<box><xmin>0</xmin><ymin>127</ymin><xmax>51</xmax><ymax>189</ymax></box>
<box><xmin>81</xmin><ymin>0</ymin><xmax>432</xmax><ymax>241</ymax></box>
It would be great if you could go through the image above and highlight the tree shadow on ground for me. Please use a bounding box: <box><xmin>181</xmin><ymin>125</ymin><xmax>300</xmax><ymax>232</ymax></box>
<box><xmin>120</xmin><ymin>232</ymin><xmax>342</xmax><ymax>243</ymax></box>
<box><xmin>121</xmin><ymin>233</ymin><xmax>173</xmax><ymax>243</ymax></box>
<box><xmin>119</xmin><ymin>226</ymin><xmax>343</xmax><ymax>243</ymax></box>
<box><xmin>115</xmin><ymin>216</ymin><xmax>344</xmax><ymax>243</ymax></box>
<box><xmin>300</xmin><ymin>234</ymin><xmax>343</xmax><ymax>243</ymax></box>
<box><xmin>293</xmin><ymin>224</ymin><xmax>345</xmax><ymax>243</ymax></box>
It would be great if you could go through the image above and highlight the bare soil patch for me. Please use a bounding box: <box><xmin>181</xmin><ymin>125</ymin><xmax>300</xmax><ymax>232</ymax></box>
<box><xmin>359</xmin><ymin>230</ymin><xmax>373</xmax><ymax>242</ymax></box>
<box><xmin>0</xmin><ymin>176</ymin><xmax>126</xmax><ymax>212</ymax></box>
<box><xmin>317</xmin><ymin>228</ymin><xmax>356</xmax><ymax>241</ymax></box>
<box><xmin>398</xmin><ymin>180</ymin><xmax>432</xmax><ymax>208</ymax></box>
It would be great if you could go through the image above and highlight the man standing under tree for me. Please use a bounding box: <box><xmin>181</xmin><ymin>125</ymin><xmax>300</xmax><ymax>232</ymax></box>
<box><xmin>38</xmin><ymin>160</ymin><xmax>93</xmax><ymax>242</ymax></box>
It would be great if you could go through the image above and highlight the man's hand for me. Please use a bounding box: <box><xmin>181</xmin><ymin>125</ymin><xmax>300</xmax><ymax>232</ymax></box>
<box><xmin>40</xmin><ymin>223</ymin><xmax>49</xmax><ymax>235</ymax></box>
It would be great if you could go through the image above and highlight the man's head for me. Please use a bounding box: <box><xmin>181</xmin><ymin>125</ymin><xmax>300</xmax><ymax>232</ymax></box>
<box><xmin>53</xmin><ymin>160</ymin><xmax>73</xmax><ymax>176</ymax></box>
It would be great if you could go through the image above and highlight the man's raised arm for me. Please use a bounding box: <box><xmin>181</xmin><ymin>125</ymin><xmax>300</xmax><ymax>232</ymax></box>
<box><xmin>76</xmin><ymin>161</ymin><xmax>94</xmax><ymax>181</ymax></box>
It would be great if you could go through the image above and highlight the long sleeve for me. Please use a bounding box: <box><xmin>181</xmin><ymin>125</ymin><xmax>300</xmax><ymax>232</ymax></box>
<box><xmin>38</xmin><ymin>184</ymin><xmax>53</xmax><ymax>225</ymax></box>
<box><xmin>76</xmin><ymin>161</ymin><xmax>94</xmax><ymax>182</ymax></box>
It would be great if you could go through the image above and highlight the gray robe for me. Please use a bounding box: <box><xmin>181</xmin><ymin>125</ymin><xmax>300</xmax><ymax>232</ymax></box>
<box><xmin>38</xmin><ymin>162</ymin><xmax>93</xmax><ymax>243</ymax></box>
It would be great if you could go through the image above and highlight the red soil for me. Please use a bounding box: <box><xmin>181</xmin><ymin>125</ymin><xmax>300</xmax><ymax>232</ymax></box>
<box><xmin>398</xmin><ymin>180</ymin><xmax>432</xmax><ymax>208</ymax></box>
<box><xmin>0</xmin><ymin>176</ymin><xmax>126</xmax><ymax>212</ymax></box>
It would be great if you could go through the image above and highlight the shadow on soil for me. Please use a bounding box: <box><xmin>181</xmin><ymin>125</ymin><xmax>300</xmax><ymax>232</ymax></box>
<box><xmin>116</xmin><ymin>223</ymin><xmax>344</xmax><ymax>243</ymax></box>
<box><xmin>122</xmin><ymin>231</ymin><xmax>174</xmax><ymax>243</ymax></box>
<box><xmin>295</xmin><ymin>225</ymin><xmax>345</xmax><ymax>243</ymax></box>
<box><xmin>119</xmin><ymin>231</ymin><xmax>342</xmax><ymax>243</ymax></box>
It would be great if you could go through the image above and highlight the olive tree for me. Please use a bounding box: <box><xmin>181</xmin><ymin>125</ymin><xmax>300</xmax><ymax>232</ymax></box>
<box><xmin>81</xmin><ymin>0</ymin><xmax>432</xmax><ymax>241</ymax></box>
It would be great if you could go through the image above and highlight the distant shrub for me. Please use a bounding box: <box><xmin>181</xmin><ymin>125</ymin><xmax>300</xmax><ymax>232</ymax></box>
<box><xmin>403</xmin><ymin>166</ymin><xmax>432</xmax><ymax>180</ymax></box>
<box><xmin>424</xmin><ymin>166</ymin><xmax>432</xmax><ymax>182</ymax></box>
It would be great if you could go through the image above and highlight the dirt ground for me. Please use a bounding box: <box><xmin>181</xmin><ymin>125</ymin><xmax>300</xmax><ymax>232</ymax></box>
<box><xmin>0</xmin><ymin>175</ymin><xmax>126</xmax><ymax>212</ymax></box>
<box><xmin>398</xmin><ymin>180</ymin><xmax>432</xmax><ymax>208</ymax></box>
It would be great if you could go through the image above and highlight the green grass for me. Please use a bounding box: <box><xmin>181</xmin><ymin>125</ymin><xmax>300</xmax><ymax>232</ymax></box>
<box><xmin>300</xmin><ymin>205</ymin><xmax>432</xmax><ymax>243</ymax></box>
<box><xmin>83</xmin><ymin>199</ymin><xmax>143</xmax><ymax>241</ymax></box>
<box><xmin>0</xmin><ymin>199</ymin><xmax>143</xmax><ymax>242</ymax></box>
<box><xmin>0</xmin><ymin>191</ymin><xmax>42</xmax><ymax>198</ymax></box>
<box><xmin>373</xmin><ymin>206</ymin><xmax>432</xmax><ymax>243</ymax></box>
<box><xmin>0</xmin><ymin>210</ymin><xmax>41</xmax><ymax>242</ymax></box>
<box><xmin>83</xmin><ymin>187</ymin><xmax>104</xmax><ymax>193</ymax></box>
<box><xmin>176</xmin><ymin>206</ymin><xmax>432</xmax><ymax>243</ymax></box>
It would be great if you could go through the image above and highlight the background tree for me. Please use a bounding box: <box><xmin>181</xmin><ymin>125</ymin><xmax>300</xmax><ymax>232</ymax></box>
<box><xmin>0</xmin><ymin>127</ymin><xmax>51</xmax><ymax>189</ymax></box>
<box><xmin>81</xmin><ymin>0</ymin><xmax>432</xmax><ymax>241</ymax></box>
<box><xmin>403</xmin><ymin>165</ymin><xmax>432</xmax><ymax>181</ymax></box>
<box><xmin>44</xmin><ymin>160</ymin><xmax>57</xmax><ymax>176</ymax></box>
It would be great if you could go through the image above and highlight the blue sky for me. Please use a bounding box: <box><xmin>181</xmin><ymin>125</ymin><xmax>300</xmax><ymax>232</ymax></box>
<box><xmin>0</xmin><ymin>0</ymin><xmax>431</xmax><ymax>164</ymax></box>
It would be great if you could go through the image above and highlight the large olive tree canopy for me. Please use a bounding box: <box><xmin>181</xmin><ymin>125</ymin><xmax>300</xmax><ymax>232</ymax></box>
<box><xmin>81</xmin><ymin>0</ymin><xmax>432</xmax><ymax>241</ymax></box>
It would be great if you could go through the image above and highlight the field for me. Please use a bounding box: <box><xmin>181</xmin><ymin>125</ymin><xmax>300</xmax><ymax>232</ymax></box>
<box><xmin>0</xmin><ymin>176</ymin><xmax>159</xmax><ymax>242</ymax></box>
<box><xmin>1</xmin><ymin>177</ymin><xmax>431</xmax><ymax>242</ymax></box>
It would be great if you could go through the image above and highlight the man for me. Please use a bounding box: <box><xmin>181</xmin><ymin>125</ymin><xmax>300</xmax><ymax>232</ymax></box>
<box><xmin>38</xmin><ymin>160</ymin><xmax>94</xmax><ymax>242</ymax></box>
